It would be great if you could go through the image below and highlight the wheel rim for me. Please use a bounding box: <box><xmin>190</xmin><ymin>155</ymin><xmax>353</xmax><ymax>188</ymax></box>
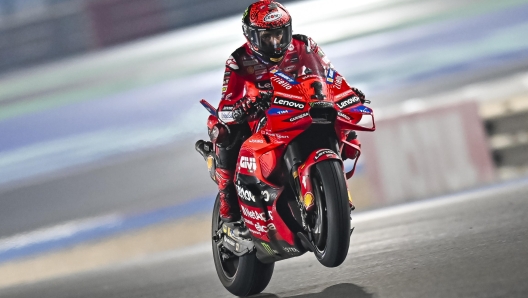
<box><xmin>309</xmin><ymin>170</ymin><xmax>327</xmax><ymax>252</ymax></box>
<box><xmin>213</xmin><ymin>215</ymin><xmax>240</xmax><ymax>279</ymax></box>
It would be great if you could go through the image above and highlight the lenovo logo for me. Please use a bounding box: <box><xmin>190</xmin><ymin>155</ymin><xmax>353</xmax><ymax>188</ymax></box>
<box><xmin>336</xmin><ymin>96</ymin><xmax>360</xmax><ymax>109</ymax></box>
<box><xmin>273</xmin><ymin>97</ymin><xmax>305</xmax><ymax>110</ymax></box>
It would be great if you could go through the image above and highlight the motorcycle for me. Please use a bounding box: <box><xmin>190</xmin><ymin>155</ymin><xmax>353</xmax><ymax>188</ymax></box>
<box><xmin>196</xmin><ymin>49</ymin><xmax>375</xmax><ymax>296</ymax></box>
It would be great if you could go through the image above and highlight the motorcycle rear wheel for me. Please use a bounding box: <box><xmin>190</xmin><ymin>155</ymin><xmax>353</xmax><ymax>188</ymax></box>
<box><xmin>310</xmin><ymin>160</ymin><xmax>351</xmax><ymax>267</ymax></box>
<box><xmin>211</xmin><ymin>194</ymin><xmax>274</xmax><ymax>297</ymax></box>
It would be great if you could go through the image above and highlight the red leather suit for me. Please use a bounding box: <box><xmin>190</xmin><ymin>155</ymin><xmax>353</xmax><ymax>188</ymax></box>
<box><xmin>213</xmin><ymin>35</ymin><xmax>334</xmax><ymax>221</ymax></box>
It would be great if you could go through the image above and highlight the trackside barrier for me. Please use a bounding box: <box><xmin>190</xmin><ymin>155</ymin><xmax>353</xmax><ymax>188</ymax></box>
<box><xmin>481</xmin><ymin>95</ymin><xmax>528</xmax><ymax>179</ymax></box>
<box><xmin>357</xmin><ymin>101</ymin><xmax>496</xmax><ymax>206</ymax></box>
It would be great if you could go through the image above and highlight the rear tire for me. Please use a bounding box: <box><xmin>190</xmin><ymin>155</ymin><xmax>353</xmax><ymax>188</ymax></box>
<box><xmin>211</xmin><ymin>194</ymin><xmax>274</xmax><ymax>296</ymax></box>
<box><xmin>309</xmin><ymin>160</ymin><xmax>351</xmax><ymax>267</ymax></box>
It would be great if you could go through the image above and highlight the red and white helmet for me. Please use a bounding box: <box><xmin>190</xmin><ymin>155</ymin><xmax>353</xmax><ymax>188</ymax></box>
<box><xmin>242</xmin><ymin>0</ymin><xmax>292</xmax><ymax>63</ymax></box>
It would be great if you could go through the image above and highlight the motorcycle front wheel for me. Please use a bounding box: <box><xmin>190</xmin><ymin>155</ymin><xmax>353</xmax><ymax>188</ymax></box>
<box><xmin>211</xmin><ymin>194</ymin><xmax>274</xmax><ymax>297</ymax></box>
<box><xmin>309</xmin><ymin>160</ymin><xmax>351</xmax><ymax>267</ymax></box>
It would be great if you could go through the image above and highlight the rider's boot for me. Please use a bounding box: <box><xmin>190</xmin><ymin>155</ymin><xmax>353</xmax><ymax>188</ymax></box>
<box><xmin>215</xmin><ymin>168</ymin><xmax>241</xmax><ymax>223</ymax></box>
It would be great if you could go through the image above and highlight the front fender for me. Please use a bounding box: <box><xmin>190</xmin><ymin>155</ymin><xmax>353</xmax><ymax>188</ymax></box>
<box><xmin>297</xmin><ymin>149</ymin><xmax>343</xmax><ymax>211</ymax></box>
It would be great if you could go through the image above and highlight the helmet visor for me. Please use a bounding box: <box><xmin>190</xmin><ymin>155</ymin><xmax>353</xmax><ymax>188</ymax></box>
<box><xmin>257</xmin><ymin>27</ymin><xmax>292</xmax><ymax>56</ymax></box>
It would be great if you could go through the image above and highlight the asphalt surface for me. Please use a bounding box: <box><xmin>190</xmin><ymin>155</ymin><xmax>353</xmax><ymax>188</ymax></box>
<box><xmin>1</xmin><ymin>179</ymin><xmax>527</xmax><ymax>298</ymax></box>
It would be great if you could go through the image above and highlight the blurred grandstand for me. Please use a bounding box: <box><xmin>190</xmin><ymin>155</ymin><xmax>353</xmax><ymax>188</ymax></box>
<box><xmin>0</xmin><ymin>0</ymin><xmax>298</xmax><ymax>73</ymax></box>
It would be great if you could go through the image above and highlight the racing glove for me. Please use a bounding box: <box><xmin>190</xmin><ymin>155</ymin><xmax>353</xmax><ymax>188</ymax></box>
<box><xmin>232</xmin><ymin>93</ymin><xmax>272</xmax><ymax>123</ymax></box>
<box><xmin>352</xmin><ymin>87</ymin><xmax>370</xmax><ymax>104</ymax></box>
<box><xmin>232</xmin><ymin>96</ymin><xmax>258</xmax><ymax>123</ymax></box>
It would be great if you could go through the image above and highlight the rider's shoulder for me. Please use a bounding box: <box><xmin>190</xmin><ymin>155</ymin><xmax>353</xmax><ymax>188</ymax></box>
<box><xmin>225</xmin><ymin>45</ymin><xmax>252</xmax><ymax>71</ymax></box>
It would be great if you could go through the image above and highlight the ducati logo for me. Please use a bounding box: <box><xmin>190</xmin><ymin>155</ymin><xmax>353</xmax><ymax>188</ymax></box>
<box><xmin>240</xmin><ymin>156</ymin><xmax>256</xmax><ymax>172</ymax></box>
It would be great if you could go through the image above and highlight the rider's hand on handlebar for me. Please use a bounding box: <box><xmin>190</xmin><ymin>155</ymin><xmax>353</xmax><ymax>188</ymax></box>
<box><xmin>256</xmin><ymin>91</ymin><xmax>272</xmax><ymax>110</ymax></box>
<box><xmin>351</xmin><ymin>87</ymin><xmax>366</xmax><ymax>103</ymax></box>
<box><xmin>233</xmin><ymin>93</ymin><xmax>272</xmax><ymax>123</ymax></box>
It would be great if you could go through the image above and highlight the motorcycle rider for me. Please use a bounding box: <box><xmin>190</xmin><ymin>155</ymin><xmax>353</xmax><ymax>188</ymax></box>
<box><xmin>196</xmin><ymin>0</ymin><xmax>366</xmax><ymax>223</ymax></box>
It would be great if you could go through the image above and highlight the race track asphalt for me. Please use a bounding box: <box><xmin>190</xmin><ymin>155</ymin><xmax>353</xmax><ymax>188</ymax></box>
<box><xmin>1</xmin><ymin>178</ymin><xmax>527</xmax><ymax>298</ymax></box>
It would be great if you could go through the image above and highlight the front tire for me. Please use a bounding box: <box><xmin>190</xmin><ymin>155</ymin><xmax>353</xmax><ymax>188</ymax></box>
<box><xmin>211</xmin><ymin>194</ymin><xmax>274</xmax><ymax>297</ymax></box>
<box><xmin>309</xmin><ymin>160</ymin><xmax>351</xmax><ymax>267</ymax></box>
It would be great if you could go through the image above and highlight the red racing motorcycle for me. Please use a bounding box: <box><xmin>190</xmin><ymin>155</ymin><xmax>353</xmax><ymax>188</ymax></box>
<box><xmin>196</xmin><ymin>50</ymin><xmax>375</xmax><ymax>296</ymax></box>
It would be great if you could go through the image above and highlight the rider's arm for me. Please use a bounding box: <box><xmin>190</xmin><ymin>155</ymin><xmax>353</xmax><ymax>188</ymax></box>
<box><xmin>218</xmin><ymin>55</ymin><xmax>246</xmax><ymax>123</ymax></box>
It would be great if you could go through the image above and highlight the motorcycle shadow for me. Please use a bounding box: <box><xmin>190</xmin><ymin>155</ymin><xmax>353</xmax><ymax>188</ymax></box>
<box><xmin>256</xmin><ymin>283</ymin><xmax>374</xmax><ymax>298</ymax></box>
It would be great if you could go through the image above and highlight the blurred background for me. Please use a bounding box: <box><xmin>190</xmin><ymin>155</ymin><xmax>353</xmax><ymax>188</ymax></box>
<box><xmin>1</xmin><ymin>0</ymin><xmax>528</xmax><ymax>290</ymax></box>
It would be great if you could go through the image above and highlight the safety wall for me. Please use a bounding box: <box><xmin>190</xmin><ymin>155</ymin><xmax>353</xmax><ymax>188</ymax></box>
<box><xmin>355</xmin><ymin>101</ymin><xmax>497</xmax><ymax>206</ymax></box>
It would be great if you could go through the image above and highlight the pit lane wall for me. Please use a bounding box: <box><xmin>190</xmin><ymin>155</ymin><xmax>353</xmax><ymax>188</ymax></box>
<box><xmin>349</xmin><ymin>96</ymin><xmax>528</xmax><ymax>209</ymax></box>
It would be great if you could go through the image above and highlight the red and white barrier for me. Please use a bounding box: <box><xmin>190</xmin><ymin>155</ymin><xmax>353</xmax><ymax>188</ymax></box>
<box><xmin>360</xmin><ymin>101</ymin><xmax>495</xmax><ymax>204</ymax></box>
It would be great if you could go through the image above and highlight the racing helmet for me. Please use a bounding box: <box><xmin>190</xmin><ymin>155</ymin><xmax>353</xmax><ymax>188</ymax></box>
<box><xmin>242</xmin><ymin>0</ymin><xmax>292</xmax><ymax>63</ymax></box>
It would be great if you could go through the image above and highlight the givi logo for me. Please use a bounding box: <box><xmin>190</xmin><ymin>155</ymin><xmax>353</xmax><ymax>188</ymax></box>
<box><xmin>240</xmin><ymin>156</ymin><xmax>256</xmax><ymax>172</ymax></box>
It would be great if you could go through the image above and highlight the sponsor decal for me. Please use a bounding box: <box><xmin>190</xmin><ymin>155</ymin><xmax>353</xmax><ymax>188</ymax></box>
<box><xmin>275</xmin><ymin>91</ymin><xmax>303</xmax><ymax>100</ymax></box>
<box><xmin>221</xmin><ymin>105</ymin><xmax>234</xmax><ymax>111</ymax></box>
<box><xmin>256</xmin><ymin>75</ymin><xmax>264</xmax><ymax>80</ymax></box>
<box><xmin>284</xmin><ymin>112</ymin><xmax>309</xmax><ymax>123</ymax></box>
<box><xmin>349</xmin><ymin>105</ymin><xmax>372</xmax><ymax>114</ymax></box>
<box><xmin>270</xmin><ymin>68</ymin><xmax>299</xmax><ymax>85</ymax></box>
<box><xmin>267</xmin><ymin>107</ymin><xmax>292</xmax><ymax>115</ymax></box>
<box><xmin>226</xmin><ymin>55</ymin><xmax>239</xmax><ymax>70</ymax></box>
<box><xmin>271</xmin><ymin>76</ymin><xmax>292</xmax><ymax>90</ymax></box>
<box><xmin>236</xmin><ymin>184</ymin><xmax>256</xmax><ymax>202</ymax></box>
<box><xmin>225</xmin><ymin>93</ymin><xmax>233</xmax><ymax>100</ymax></box>
<box><xmin>241</xmin><ymin>205</ymin><xmax>272</xmax><ymax>222</ymax></box>
<box><xmin>303</xmin><ymin>192</ymin><xmax>314</xmax><ymax>208</ymax></box>
<box><xmin>283</xmin><ymin>247</ymin><xmax>300</xmax><ymax>253</ymax></box>
<box><xmin>309</xmin><ymin>101</ymin><xmax>334</xmax><ymax>108</ymax></box>
<box><xmin>335</xmin><ymin>76</ymin><xmax>343</xmax><ymax>89</ymax></box>
<box><xmin>247</xmin><ymin>66</ymin><xmax>255</xmax><ymax>74</ymax></box>
<box><xmin>223</xmin><ymin>79</ymin><xmax>229</xmax><ymax>85</ymax></box>
<box><xmin>284</xmin><ymin>65</ymin><xmax>296</xmax><ymax>72</ymax></box>
<box><xmin>269</xmin><ymin>133</ymin><xmax>290</xmax><ymax>139</ymax></box>
<box><xmin>337</xmin><ymin>111</ymin><xmax>351</xmax><ymax>121</ymax></box>
<box><xmin>262</xmin><ymin>190</ymin><xmax>270</xmax><ymax>202</ymax></box>
<box><xmin>264</xmin><ymin>11</ymin><xmax>283</xmax><ymax>22</ymax></box>
<box><xmin>249</xmin><ymin>139</ymin><xmax>264</xmax><ymax>143</ymax></box>
<box><xmin>240</xmin><ymin>156</ymin><xmax>257</xmax><ymax>172</ymax></box>
<box><xmin>221</xmin><ymin>86</ymin><xmax>227</xmax><ymax>92</ymax></box>
<box><xmin>255</xmin><ymin>222</ymin><xmax>276</xmax><ymax>233</ymax></box>
<box><xmin>244</xmin><ymin>218</ymin><xmax>254</xmax><ymax>226</ymax></box>
<box><xmin>243</xmin><ymin>60</ymin><xmax>258</xmax><ymax>66</ymax></box>
<box><xmin>261</xmin><ymin>242</ymin><xmax>276</xmax><ymax>255</ymax></box>
<box><xmin>336</xmin><ymin>96</ymin><xmax>360</xmax><ymax>109</ymax></box>
<box><xmin>288</xmin><ymin>43</ymin><xmax>294</xmax><ymax>51</ymax></box>
<box><xmin>314</xmin><ymin>149</ymin><xmax>337</xmax><ymax>160</ymax></box>
<box><xmin>273</xmin><ymin>97</ymin><xmax>305</xmax><ymax>110</ymax></box>
<box><xmin>219</xmin><ymin>111</ymin><xmax>234</xmax><ymax>122</ymax></box>
<box><xmin>249</xmin><ymin>228</ymin><xmax>261</xmax><ymax>235</ymax></box>
<box><xmin>335</xmin><ymin>89</ymin><xmax>354</xmax><ymax>100</ymax></box>
<box><xmin>326</xmin><ymin>68</ymin><xmax>336</xmax><ymax>84</ymax></box>
<box><xmin>254</xmin><ymin>64</ymin><xmax>266</xmax><ymax>71</ymax></box>
<box><xmin>223</xmin><ymin>71</ymin><xmax>231</xmax><ymax>78</ymax></box>
<box><xmin>257</xmin><ymin>81</ymin><xmax>272</xmax><ymax>89</ymax></box>
<box><xmin>290</xmin><ymin>56</ymin><xmax>299</xmax><ymax>63</ymax></box>
<box><xmin>255</xmin><ymin>69</ymin><xmax>267</xmax><ymax>76</ymax></box>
